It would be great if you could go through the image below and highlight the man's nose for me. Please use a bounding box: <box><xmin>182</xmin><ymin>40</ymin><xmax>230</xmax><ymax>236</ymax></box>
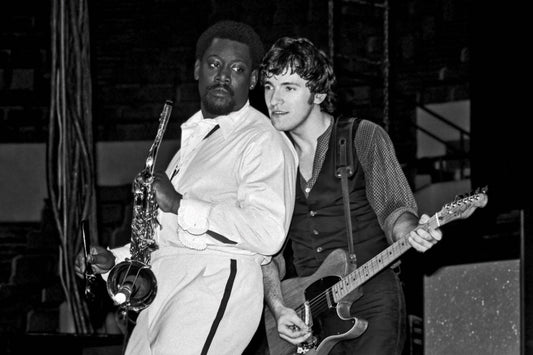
<box><xmin>269</xmin><ymin>89</ymin><xmax>282</xmax><ymax>106</ymax></box>
<box><xmin>216</xmin><ymin>66</ymin><xmax>231</xmax><ymax>84</ymax></box>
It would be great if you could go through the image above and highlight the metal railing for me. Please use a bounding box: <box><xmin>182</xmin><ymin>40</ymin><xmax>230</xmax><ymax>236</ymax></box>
<box><xmin>414</xmin><ymin>101</ymin><xmax>470</xmax><ymax>182</ymax></box>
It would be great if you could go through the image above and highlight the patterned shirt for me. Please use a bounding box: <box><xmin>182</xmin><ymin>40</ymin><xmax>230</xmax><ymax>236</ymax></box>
<box><xmin>299</xmin><ymin>118</ymin><xmax>418</xmax><ymax>243</ymax></box>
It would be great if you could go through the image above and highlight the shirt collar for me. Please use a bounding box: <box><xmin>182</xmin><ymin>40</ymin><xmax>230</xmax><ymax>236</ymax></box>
<box><xmin>182</xmin><ymin>101</ymin><xmax>251</xmax><ymax>140</ymax></box>
<box><xmin>317</xmin><ymin>117</ymin><xmax>334</xmax><ymax>145</ymax></box>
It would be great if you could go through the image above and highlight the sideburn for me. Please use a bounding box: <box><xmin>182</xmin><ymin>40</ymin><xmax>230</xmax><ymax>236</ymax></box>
<box><xmin>308</xmin><ymin>93</ymin><xmax>315</xmax><ymax>105</ymax></box>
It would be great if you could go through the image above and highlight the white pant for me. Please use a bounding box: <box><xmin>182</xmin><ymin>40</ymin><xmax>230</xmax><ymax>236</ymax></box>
<box><xmin>125</xmin><ymin>252</ymin><xmax>264</xmax><ymax>355</ymax></box>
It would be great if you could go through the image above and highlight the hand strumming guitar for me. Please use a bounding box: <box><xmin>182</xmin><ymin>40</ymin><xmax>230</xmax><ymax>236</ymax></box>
<box><xmin>273</xmin><ymin>303</ymin><xmax>312</xmax><ymax>346</ymax></box>
<box><xmin>263</xmin><ymin>254</ymin><xmax>312</xmax><ymax>347</ymax></box>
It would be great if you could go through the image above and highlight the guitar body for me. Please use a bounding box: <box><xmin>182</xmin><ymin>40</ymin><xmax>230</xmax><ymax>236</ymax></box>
<box><xmin>264</xmin><ymin>249</ymin><xmax>369</xmax><ymax>355</ymax></box>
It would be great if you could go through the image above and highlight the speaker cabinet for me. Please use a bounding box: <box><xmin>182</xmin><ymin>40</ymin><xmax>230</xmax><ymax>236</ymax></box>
<box><xmin>424</xmin><ymin>259</ymin><xmax>520</xmax><ymax>355</ymax></box>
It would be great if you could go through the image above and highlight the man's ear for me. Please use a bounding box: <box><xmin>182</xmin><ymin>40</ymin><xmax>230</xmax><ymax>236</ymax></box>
<box><xmin>249</xmin><ymin>69</ymin><xmax>258</xmax><ymax>90</ymax></box>
<box><xmin>314</xmin><ymin>93</ymin><xmax>327</xmax><ymax>105</ymax></box>
<box><xmin>194</xmin><ymin>60</ymin><xmax>200</xmax><ymax>80</ymax></box>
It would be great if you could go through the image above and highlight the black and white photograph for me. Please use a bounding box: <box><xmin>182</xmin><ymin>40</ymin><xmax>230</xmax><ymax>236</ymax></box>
<box><xmin>0</xmin><ymin>1</ymin><xmax>529</xmax><ymax>354</ymax></box>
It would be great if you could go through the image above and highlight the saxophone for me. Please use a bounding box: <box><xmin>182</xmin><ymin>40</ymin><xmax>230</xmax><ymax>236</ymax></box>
<box><xmin>106</xmin><ymin>100</ymin><xmax>173</xmax><ymax>312</ymax></box>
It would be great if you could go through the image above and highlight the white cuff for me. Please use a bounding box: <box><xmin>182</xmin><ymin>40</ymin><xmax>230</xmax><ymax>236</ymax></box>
<box><xmin>178</xmin><ymin>229</ymin><xmax>208</xmax><ymax>250</ymax></box>
<box><xmin>177</xmin><ymin>198</ymin><xmax>211</xmax><ymax>235</ymax></box>
<box><xmin>101</xmin><ymin>244</ymin><xmax>131</xmax><ymax>282</ymax></box>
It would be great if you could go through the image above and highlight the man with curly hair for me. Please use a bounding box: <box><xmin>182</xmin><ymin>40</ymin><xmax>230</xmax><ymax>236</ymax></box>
<box><xmin>260</xmin><ymin>36</ymin><xmax>443</xmax><ymax>355</ymax></box>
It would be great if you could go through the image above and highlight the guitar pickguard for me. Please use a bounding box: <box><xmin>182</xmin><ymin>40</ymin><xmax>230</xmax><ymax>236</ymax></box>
<box><xmin>305</xmin><ymin>276</ymin><xmax>357</xmax><ymax>342</ymax></box>
<box><xmin>264</xmin><ymin>249</ymin><xmax>369</xmax><ymax>355</ymax></box>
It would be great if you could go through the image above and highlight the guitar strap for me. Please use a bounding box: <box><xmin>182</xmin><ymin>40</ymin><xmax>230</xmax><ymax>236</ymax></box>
<box><xmin>334</xmin><ymin>116</ymin><xmax>361</xmax><ymax>265</ymax></box>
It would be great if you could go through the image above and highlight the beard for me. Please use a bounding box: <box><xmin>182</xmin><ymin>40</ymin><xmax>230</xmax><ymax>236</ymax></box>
<box><xmin>201</xmin><ymin>84</ymin><xmax>236</xmax><ymax>116</ymax></box>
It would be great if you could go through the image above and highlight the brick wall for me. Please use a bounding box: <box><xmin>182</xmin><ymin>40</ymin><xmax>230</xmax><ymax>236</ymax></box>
<box><xmin>0</xmin><ymin>0</ymin><xmax>50</xmax><ymax>143</ymax></box>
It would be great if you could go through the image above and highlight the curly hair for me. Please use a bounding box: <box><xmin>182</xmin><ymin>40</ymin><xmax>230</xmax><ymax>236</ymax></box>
<box><xmin>260</xmin><ymin>37</ymin><xmax>336</xmax><ymax>113</ymax></box>
<box><xmin>195</xmin><ymin>20</ymin><xmax>265</xmax><ymax>70</ymax></box>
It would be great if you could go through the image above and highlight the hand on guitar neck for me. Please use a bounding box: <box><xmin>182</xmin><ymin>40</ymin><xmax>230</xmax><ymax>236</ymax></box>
<box><xmin>401</xmin><ymin>212</ymin><xmax>443</xmax><ymax>252</ymax></box>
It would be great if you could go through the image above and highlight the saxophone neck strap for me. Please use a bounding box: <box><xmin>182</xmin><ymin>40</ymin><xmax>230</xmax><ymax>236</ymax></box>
<box><xmin>170</xmin><ymin>124</ymin><xmax>220</xmax><ymax>180</ymax></box>
<box><xmin>203</xmin><ymin>124</ymin><xmax>220</xmax><ymax>140</ymax></box>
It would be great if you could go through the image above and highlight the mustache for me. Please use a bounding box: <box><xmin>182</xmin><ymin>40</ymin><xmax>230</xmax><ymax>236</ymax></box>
<box><xmin>207</xmin><ymin>83</ymin><xmax>234</xmax><ymax>96</ymax></box>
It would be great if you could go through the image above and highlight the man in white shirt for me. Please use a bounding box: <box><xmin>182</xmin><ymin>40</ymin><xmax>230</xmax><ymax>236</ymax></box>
<box><xmin>75</xmin><ymin>21</ymin><xmax>297</xmax><ymax>355</ymax></box>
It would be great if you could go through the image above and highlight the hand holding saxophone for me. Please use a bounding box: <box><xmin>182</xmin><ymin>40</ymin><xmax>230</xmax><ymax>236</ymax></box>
<box><xmin>152</xmin><ymin>171</ymin><xmax>182</xmax><ymax>214</ymax></box>
<box><xmin>74</xmin><ymin>246</ymin><xmax>116</xmax><ymax>278</ymax></box>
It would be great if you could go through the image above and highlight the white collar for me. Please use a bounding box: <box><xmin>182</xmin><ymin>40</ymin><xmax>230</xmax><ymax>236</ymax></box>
<box><xmin>182</xmin><ymin>101</ymin><xmax>251</xmax><ymax>140</ymax></box>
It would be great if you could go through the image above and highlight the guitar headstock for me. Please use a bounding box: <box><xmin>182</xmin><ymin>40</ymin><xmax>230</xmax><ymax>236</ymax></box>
<box><xmin>436</xmin><ymin>186</ymin><xmax>488</xmax><ymax>226</ymax></box>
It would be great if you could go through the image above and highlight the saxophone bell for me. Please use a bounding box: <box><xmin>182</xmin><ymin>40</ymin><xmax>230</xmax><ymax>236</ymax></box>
<box><xmin>107</xmin><ymin>260</ymin><xmax>158</xmax><ymax>312</ymax></box>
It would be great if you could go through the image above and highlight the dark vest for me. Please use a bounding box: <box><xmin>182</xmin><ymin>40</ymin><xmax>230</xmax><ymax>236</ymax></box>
<box><xmin>289</xmin><ymin>119</ymin><xmax>389</xmax><ymax>277</ymax></box>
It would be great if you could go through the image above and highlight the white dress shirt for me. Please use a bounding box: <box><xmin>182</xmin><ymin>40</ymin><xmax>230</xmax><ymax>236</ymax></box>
<box><xmin>112</xmin><ymin>101</ymin><xmax>297</xmax><ymax>266</ymax></box>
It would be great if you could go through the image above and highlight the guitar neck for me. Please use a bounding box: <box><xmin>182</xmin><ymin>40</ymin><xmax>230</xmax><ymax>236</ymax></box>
<box><xmin>331</xmin><ymin>214</ymin><xmax>441</xmax><ymax>302</ymax></box>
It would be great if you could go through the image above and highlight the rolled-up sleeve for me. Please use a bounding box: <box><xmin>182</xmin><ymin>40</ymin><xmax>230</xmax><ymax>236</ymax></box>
<box><xmin>356</xmin><ymin>121</ymin><xmax>418</xmax><ymax>243</ymax></box>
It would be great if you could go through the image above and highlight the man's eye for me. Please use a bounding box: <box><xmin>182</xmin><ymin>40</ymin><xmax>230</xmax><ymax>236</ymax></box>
<box><xmin>232</xmin><ymin>66</ymin><xmax>244</xmax><ymax>73</ymax></box>
<box><xmin>285</xmin><ymin>87</ymin><xmax>295</xmax><ymax>91</ymax></box>
<box><xmin>209</xmin><ymin>62</ymin><xmax>220</xmax><ymax>68</ymax></box>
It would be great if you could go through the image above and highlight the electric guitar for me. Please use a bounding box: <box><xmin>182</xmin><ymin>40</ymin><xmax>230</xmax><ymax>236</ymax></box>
<box><xmin>264</xmin><ymin>187</ymin><xmax>488</xmax><ymax>355</ymax></box>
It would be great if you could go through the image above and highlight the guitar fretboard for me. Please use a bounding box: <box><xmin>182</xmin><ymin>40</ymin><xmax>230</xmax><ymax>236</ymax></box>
<box><xmin>331</xmin><ymin>236</ymin><xmax>411</xmax><ymax>302</ymax></box>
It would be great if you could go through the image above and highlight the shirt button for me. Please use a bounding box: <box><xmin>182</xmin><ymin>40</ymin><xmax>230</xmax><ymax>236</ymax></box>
<box><xmin>312</xmin><ymin>229</ymin><xmax>319</xmax><ymax>235</ymax></box>
<box><xmin>316</xmin><ymin>247</ymin><xmax>323</xmax><ymax>253</ymax></box>
<box><xmin>305</xmin><ymin>187</ymin><xmax>311</xmax><ymax>193</ymax></box>
<box><xmin>309</xmin><ymin>210</ymin><xmax>316</xmax><ymax>217</ymax></box>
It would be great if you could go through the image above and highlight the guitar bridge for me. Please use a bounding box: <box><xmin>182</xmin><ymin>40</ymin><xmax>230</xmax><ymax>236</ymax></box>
<box><xmin>297</xmin><ymin>337</ymin><xmax>318</xmax><ymax>354</ymax></box>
